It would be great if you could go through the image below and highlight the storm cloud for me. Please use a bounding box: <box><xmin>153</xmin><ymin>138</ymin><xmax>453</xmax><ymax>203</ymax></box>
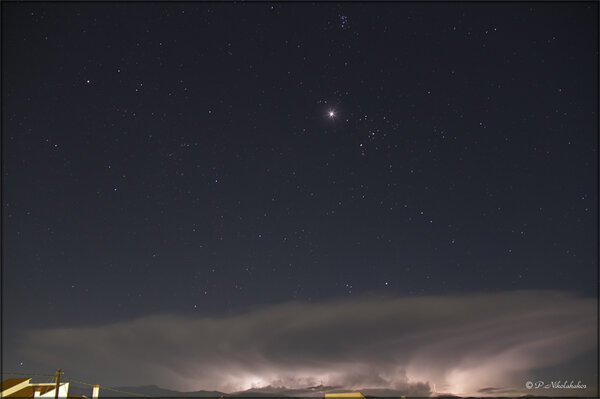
<box><xmin>20</xmin><ymin>290</ymin><xmax>596</xmax><ymax>396</ymax></box>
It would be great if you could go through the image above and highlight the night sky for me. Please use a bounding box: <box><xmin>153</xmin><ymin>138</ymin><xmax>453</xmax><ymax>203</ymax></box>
<box><xmin>2</xmin><ymin>2</ymin><xmax>598</xmax><ymax>397</ymax></box>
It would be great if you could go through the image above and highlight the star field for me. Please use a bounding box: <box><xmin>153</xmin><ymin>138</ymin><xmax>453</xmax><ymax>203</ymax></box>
<box><xmin>2</xmin><ymin>2</ymin><xmax>598</xmax><ymax>392</ymax></box>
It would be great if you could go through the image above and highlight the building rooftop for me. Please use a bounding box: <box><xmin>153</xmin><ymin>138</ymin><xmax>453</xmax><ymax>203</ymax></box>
<box><xmin>5</xmin><ymin>385</ymin><xmax>56</xmax><ymax>397</ymax></box>
<box><xmin>1</xmin><ymin>379</ymin><xmax>31</xmax><ymax>391</ymax></box>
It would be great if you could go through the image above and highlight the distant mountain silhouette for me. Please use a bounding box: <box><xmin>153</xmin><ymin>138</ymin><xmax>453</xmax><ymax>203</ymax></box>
<box><xmin>68</xmin><ymin>384</ymin><xmax>226</xmax><ymax>397</ymax></box>
<box><xmin>69</xmin><ymin>383</ymin><xmax>566</xmax><ymax>398</ymax></box>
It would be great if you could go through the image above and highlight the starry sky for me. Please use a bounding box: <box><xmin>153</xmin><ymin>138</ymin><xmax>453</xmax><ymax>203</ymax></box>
<box><xmin>2</xmin><ymin>2</ymin><xmax>598</xmax><ymax>397</ymax></box>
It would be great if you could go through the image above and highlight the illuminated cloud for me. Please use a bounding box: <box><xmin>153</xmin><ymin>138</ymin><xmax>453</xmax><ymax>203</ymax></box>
<box><xmin>20</xmin><ymin>290</ymin><xmax>596</xmax><ymax>396</ymax></box>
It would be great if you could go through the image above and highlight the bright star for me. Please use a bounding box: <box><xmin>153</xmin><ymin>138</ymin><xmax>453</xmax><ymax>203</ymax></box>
<box><xmin>329</xmin><ymin>110</ymin><xmax>335</xmax><ymax>118</ymax></box>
